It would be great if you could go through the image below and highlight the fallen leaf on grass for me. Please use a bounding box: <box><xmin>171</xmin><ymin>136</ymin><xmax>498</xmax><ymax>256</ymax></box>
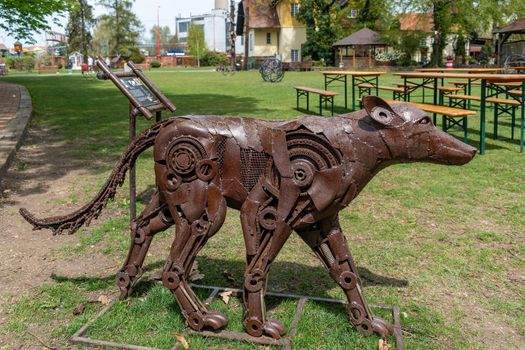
<box><xmin>72</xmin><ymin>304</ymin><xmax>85</xmax><ymax>316</ymax></box>
<box><xmin>219</xmin><ymin>290</ymin><xmax>233</xmax><ymax>304</ymax></box>
<box><xmin>189</xmin><ymin>261</ymin><xmax>205</xmax><ymax>281</ymax></box>
<box><xmin>222</xmin><ymin>270</ymin><xmax>235</xmax><ymax>283</ymax></box>
<box><xmin>172</xmin><ymin>333</ymin><xmax>189</xmax><ymax>349</ymax></box>
<box><xmin>378</xmin><ymin>339</ymin><xmax>392</xmax><ymax>350</ymax></box>
<box><xmin>97</xmin><ymin>295</ymin><xmax>112</xmax><ymax>305</ymax></box>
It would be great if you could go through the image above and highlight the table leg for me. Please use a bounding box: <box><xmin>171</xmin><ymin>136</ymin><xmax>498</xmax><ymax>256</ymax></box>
<box><xmin>480</xmin><ymin>79</ymin><xmax>487</xmax><ymax>155</ymax></box>
<box><xmin>467</xmin><ymin>78</ymin><xmax>472</xmax><ymax>109</ymax></box>
<box><xmin>404</xmin><ymin>78</ymin><xmax>408</xmax><ymax>102</ymax></box>
<box><xmin>375</xmin><ymin>76</ymin><xmax>379</xmax><ymax>96</ymax></box>
<box><xmin>307</xmin><ymin>92</ymin><xmax>309</xmax><ymax>111</ymax></box>
<box><xmin>520</xmin><ymin>81</ymin><xmax>525</xmax><ymax>153</ymax></box>
<box><xmin>433</xmin><ymin>78</ymin><xmax>438</xmax><ymax>124</ymax></box>
<box><xmin>351</xmin><ymin>75</ymin><xmax>354</xmax><ymax>111</ymax></box>
<box><xmin>319</xmin><ymin>94</ymin><xmax>323</xmax><ymax>116</ymax></box>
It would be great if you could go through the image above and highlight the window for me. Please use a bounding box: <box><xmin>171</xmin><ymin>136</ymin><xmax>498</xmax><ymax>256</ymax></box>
<box><xmin>266</xmin><ymin>32</ymin><xmax>272</xmax><ymax>44</ymax></box>
<box><xmin>291</xmin><ymin>3</ymin><xmax>299</xmax><ymax>17</ymax></box>
<box><xmin>291</xmin><ymin>49</ymin><xmax>299</xmax><ymax>62</ymax></box>
<box><xmin>249</xmin><ymin>32</ymin><xmax>254</xmax><ymax>51</ymax></box>
<box><xmin>178</xmin><ymin>21</ymin><xmax>189</xmax><ymax>33</ymax></box>
<box><xmin>348</xmin><ymin>8</ymin><xmax>358</xmax><ymax>19</ymax></box>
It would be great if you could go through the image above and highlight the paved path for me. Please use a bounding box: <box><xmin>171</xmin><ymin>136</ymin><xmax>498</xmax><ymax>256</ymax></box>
<box><xmin>0</xmin><ymin>82</ymin><xmax>32</xmax><ymax>181</ymax></box>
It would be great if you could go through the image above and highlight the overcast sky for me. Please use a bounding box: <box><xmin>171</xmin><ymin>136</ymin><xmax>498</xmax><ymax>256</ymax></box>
<box><xmin>0</xmin><ymin>0</ymin><xmax>217</xmax><ymax>48</ymax></box>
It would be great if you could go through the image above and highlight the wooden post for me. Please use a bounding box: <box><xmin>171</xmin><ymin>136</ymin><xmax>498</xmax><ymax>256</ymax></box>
<box><xmin>368</xmin><ymin>46</ymin><xmax>371</xmax><ymax>68</ymax></box>
<box><xmin>352</xmin><ymin>46</ymin><xmax>356</xmax><ymax>67</ymax></box>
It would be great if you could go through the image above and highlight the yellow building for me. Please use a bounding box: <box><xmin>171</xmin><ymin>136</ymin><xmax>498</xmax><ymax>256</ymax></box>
<box><xmin>242</xmin><ymin>0</ymin><xmax>306</xmax><ymax>64</ymax></box>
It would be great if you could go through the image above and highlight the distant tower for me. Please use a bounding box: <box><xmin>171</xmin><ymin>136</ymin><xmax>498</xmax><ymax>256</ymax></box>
<box><xmin>215</xmin><ymin>0</ymin><xmax>228</xmax><ymax>10</ymax></box>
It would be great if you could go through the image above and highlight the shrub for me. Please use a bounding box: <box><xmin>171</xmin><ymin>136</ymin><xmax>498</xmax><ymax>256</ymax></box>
<box><xmin>375</xmin><ymin>50</ymin><xmax>405</xmax><ymax>64</ymax></box>
<box><xmin>200</xmin><ymin>51</ymin><xmax>229</xmax><ymax>67</ymax></box>
<box><xmin>149</xmin><ymin>60</ymin><xmax>161</xmax><ymax>68</ymax></box>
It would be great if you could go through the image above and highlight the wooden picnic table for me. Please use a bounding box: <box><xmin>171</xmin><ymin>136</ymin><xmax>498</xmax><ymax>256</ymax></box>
<box><xmin>415</xmin><ymin>68</ymin><xmax>505</xmax><ymax>73</ymax></box>
<box><xmin>394</xmin><ymin>72</ymin><xmax>525</xmax><ymax>154</ymax></box>
<box><xmin>321</xmin><ymin>70</ymin><xmax>387</xmax><ymax>111</ymax></box>
<box><xmin>415</xmin><ymin>68</ymin><xmax>504</xmax><ymax>101</ymax></box>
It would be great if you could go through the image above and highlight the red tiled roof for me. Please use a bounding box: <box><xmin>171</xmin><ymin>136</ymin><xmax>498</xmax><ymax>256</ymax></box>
<box><xmin>244</xmin><ymin>0</ymin><xmax>280</xmax><ymax>29</ymax></box>
<box><xmin>493</xmin><ymin>19</ymin><xmax>525</xmax><ymax>34</ymax></box>
<box><xmin>399</xmin><ymin>13</ymin><xmax>433</xmax><ymax>33</ymax></box>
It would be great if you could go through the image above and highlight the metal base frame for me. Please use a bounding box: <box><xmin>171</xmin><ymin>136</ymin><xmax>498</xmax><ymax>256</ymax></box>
<box><xmin>70</xmin><ymin>284</ymin><xmax>404</xmax><ymax>350</ymax></box>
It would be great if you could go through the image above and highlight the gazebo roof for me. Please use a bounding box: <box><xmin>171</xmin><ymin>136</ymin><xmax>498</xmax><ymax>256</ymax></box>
<box><xmin>493</xmin><ymin>19</ymin><xmax>525</xmax><ymax>34</ymax></box>
<box><xmin>333</xmin><ymin>28</ymin><xmax>384</xmax><ymax>47</ymax></box>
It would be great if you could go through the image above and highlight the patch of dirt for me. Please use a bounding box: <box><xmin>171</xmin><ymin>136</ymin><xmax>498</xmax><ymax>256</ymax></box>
<box><xmin>0</xmin><ymin>124</ymin><xmax>121</xmax><ymax>344</ymax></box>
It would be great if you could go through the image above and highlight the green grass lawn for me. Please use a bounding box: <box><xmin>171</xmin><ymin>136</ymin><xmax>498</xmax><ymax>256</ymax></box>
<box><xmin>1</xmin><ymin>70</ymin><xmax>524</xmax><ymax>349</ymax></box>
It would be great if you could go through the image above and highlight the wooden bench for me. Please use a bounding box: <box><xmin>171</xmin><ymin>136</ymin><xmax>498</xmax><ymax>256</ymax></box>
<box><xmin>508</xmin><ymin>90</ymin><xmax>525</xmax><ymax>96</ymax></box>
<box><xmin>38</xmin><ymin>65</ymin><xmax>58</xmax><ymax>74</ymax></box>
<box><xmin>486</xmin><ymin>97</ymin><xmax>521</xmax><ymax>140</ymax></box>
<box><xmin>388</xmin><ymin>100</ymin><xmax>476</xmax><ymax>143</ymax></box>
<box><xmin>358</xmin><ymin>83</ymin><xmax>406</xmax><ymax>100</ymax></box>
<box><xmin>294</xmin><ymin>86</ymin><xmax>339</xmax><ymax>116</ymax></box>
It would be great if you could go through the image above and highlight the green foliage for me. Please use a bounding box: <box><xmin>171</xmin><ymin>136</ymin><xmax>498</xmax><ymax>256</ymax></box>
<box><xmin>0</xmin><ymin>0</ymin><xmax>74</xmax><ymax>42</ymax></box>
<box><xmin>149</xmin><ymin>60</ymin><xmax>161</xmax><ymax>68</ymax></box>
<box><xmin>96</xmin><ymin>0</ymin><xmax>143</xmax><ymax>56</ymax></box>
<box><xmin>6</xmin><ymin>55</ymin><xmax>35</xmax><ymax>70</ymax></box>
<box><xmin>149</xmin><ymin>25</ymin><xmax>172</xmax><ymax>47</ymax></box>
<box><xmin>298</xmin><ymin>0</ymin><xmax>345</xmax><ymax>65</ymax></box>
<box><xmin>187</xmin><ymin>23</ymin><xmax>207</xmax><ymax>60</ymax></box>
<box><xmin>66</xmin><ymin>0</ymin><xmax>96</xmax><ymax>61</ymax></box>
<box><xmin>200</xmin><ymin>51</ymin><xmax>229</xmax><ymax>67</ymax></box>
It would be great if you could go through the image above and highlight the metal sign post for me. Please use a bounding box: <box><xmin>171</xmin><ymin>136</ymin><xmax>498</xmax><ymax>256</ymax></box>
<box><xmin>95</xmin><ymin>58</ymin><xmax>176</xmax><ymax>223</ymax></box>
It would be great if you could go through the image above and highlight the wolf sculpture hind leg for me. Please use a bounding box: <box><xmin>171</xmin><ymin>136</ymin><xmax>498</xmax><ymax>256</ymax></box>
<box><xmin>117</xmin><ymin>189</ymin><xmax>173</xmax><ymax>299</ymax></box>
<box><xmin>298</xmin><ymin>217</ymin><xmax>393</xmax><ymax>338</ymax></box>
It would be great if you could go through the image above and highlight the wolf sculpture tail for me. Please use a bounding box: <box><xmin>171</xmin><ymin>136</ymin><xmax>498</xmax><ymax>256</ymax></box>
<box><xmin>20</xmin><ymin>121</ymin><xmax>168</xmax><ymax>235</ymax></box>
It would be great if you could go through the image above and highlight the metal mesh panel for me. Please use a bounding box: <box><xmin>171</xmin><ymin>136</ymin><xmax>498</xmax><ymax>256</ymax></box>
<box><xmin>240</xmin><ymin>148</ymin><xmax>270</xmax><ymax>191</ymax></box>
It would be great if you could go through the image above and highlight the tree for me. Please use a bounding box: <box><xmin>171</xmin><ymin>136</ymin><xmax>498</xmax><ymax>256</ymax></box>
<box><xmin>66</xmin><ymin>0</ymin><xmax>96</xmax><ymax>61</ymax></box>
<box><xmin>97</xmin><ymin>0</ymin><xmax>143</xmax><ymax>56</ymax></box>
<box><xmin>298</xmin><ymin>0</ymin><xmax>347</xmax><ymax>65</ymax></box>
<box><xmin>187</xmin><ymin>24</ymin><xmax>206</xmax><ymax>65</ymax></box>
<box><xmin>92</xmin><ymin>16</ymin><xmax>112</xmax><ymax>57</ymax></box>
<box><xmin>0</xmin><ymin>0</ymin><xmax>74</xmax><ymax>42</ymax></box>
<box><xmin>149</xmin><ymin>25</ymin><xmax>172</xmax><ymax>45</ymax></box>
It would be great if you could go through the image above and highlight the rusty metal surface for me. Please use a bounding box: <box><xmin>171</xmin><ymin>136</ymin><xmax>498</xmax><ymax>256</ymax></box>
<box><xmin>21</xmin><ymin>96</ymin><xmax>476</xmax><ymax>342</ymax></box>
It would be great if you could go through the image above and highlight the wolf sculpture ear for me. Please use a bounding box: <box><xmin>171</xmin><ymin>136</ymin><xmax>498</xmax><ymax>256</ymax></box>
<box><xmin>362</xmin><ymin>96</ymin><xmax>404</xmax><ymax>127</ymax></box>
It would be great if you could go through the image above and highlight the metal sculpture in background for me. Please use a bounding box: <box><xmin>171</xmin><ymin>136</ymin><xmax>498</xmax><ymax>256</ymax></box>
<box><xmin>504</xmin><ymin>54</ymin><xmax>525</xmax><ymax>73</ymax></box>
<box><xmin>259</xmin><ymin>57</ymin><xmax>284</xmax><ymax>82</ymax></box>
<box><xmin>21</xmin><ymin>95</ymin><xmax>476</xmax><ymax>341</ymax></box>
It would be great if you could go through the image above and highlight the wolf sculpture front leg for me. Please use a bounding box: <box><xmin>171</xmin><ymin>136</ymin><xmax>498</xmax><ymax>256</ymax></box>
<box><xmin>298</xmin><ymin>217</ymin><xmax>393</xmax><ymax>338</ymax></box>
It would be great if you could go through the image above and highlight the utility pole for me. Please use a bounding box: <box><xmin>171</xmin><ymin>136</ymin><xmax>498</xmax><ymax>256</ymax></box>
<box><xmin>244</xmin><ymin>6</ymin><xmax>249</xmax><ymax>70</ymax></box>
<box><xmin>157</xmin><ymin>6</ymin><xmax>161</xmax><ymax>57</ymax></box>
<box><xmin>230</xmin><ymin>0</ymin><xmax>236</xmax><ymax>70</ymax></box>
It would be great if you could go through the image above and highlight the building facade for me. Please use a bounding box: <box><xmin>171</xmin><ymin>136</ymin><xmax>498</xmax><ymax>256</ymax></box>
<box><xmin>242</xmin><ymin>0</ymin><xmax>306</xmax><ymax>64</ymax></box>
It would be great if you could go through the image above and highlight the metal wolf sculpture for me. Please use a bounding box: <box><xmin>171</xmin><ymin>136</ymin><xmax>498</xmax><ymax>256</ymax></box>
<box><xmin>21</xmin><ymin>96</ymin><xmax>476</xmax><ymax>339</ymax></box>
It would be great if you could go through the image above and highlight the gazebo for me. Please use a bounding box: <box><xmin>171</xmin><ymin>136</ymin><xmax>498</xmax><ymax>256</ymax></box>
<box><xmin>332</xmin><ymin>28</ymin><xmax>386</xmax><ymax>68</ymax></box>
<box><xmin>493</xmin><ymin>19</ymin><xmax>525</xmax><ymax>66</ymax></box>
